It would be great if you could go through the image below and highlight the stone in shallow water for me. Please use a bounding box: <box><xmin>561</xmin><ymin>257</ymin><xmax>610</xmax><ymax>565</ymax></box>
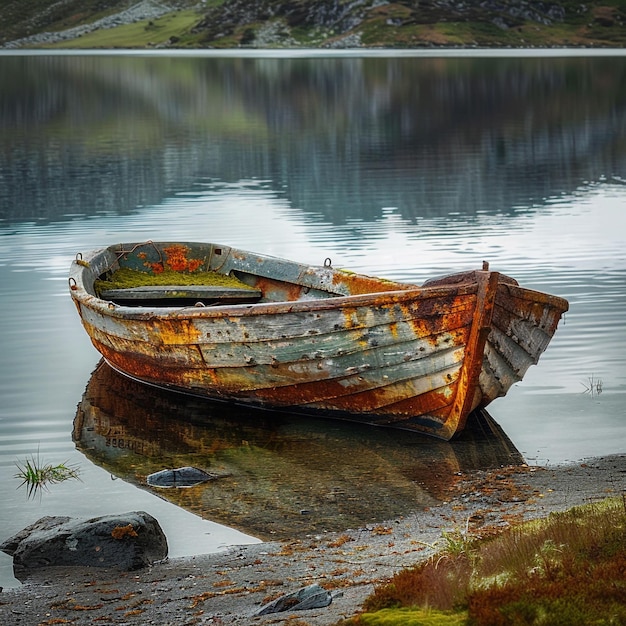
<box><xmin>146</xmin><ymin>466</ymin><xmax>216</xmax><ymax>487</ymax></box>
<box><xmin>0</xmin><ymin>511</ymin><xmax>167</xmax><ymax>578</ymax></box>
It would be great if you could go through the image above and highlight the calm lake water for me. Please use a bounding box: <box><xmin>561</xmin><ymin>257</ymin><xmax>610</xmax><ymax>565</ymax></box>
<box><xmin>1</xmin><ymin>50</ymin><xmax>625</xmax><ymax>589</ymax></box>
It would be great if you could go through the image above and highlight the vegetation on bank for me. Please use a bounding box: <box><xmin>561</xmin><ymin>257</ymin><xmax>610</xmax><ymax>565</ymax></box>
<box><xmin>2</xmin><ymin>0</ymin><xmax>626</xmax><ymax>49</ymax></box>
<box><xmin>338</xmin><ymin>496</ymin><xmax>626</xmax><ymax>625</ymax></box>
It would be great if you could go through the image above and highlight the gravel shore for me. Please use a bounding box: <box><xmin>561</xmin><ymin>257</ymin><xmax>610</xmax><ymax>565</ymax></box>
<box><xmin>1</xmin><ymin>454</ymin><xmax>624</xmax><ymax>625</ymax></box>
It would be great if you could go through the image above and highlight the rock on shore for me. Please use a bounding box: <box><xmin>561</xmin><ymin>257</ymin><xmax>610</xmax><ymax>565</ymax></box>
<box><xmin>1</xmin><ymin>511</ymin><xmax>167</xmax><ymax>580</ymax></box>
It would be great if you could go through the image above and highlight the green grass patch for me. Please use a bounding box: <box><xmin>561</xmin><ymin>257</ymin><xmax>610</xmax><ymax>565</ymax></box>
<box><xmin>358</xmin><ymin>19</ymin><xmax>519</xmax><ymax>48</ymax></box>
<box><xmin>289</xmin><ymin>24</ymin><xmax>343</xmax><ymax>46</ymax></box>
<box><xmin>357</xmin><ymin>607</ymin><xmax>466</xmax><ymax>625</ymax></box>
<box><xmin>45</xmin><ymin>10</ymin><xmax>202</xmax><ymax>49</ymax></box>
<box><xmin>342</xmin><ymin>497</ymin><xmax>626</xmax><ymax>625</ymax></box>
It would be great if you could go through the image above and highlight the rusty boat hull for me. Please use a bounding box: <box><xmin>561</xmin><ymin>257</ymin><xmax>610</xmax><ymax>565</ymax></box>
<box><xmin>68</xmin><ymin>241</ymin><xmax>569</xmax><ymax>440</ymax></box>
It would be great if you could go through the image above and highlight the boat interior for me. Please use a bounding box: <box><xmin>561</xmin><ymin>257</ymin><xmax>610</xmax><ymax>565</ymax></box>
<box><xmin>91</xmin><ymin>241</ymin><xmax>416</xmax><ymax>307</ymax></box>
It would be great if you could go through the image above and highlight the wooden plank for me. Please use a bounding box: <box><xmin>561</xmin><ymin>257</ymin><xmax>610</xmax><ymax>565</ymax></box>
<box><xmin>100</xmin><ymin>285</ymin><xmax>262</xmax><ymax>302</ymax></box>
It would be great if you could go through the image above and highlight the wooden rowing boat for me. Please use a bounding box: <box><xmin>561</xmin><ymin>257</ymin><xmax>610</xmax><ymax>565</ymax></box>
<box><xmin>69</xmin><ymin>241</ymin><xmax>568</xmax><ymax>440</ymax></box>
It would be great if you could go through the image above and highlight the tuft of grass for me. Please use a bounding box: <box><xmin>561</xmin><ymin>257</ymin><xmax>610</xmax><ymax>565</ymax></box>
<box><xmin>581</xmin><ymin>374</ymin><xmax>603</xmax><ymax>396</ymax></box>
<box><xmin>346</xmin><ymin>497</ymin><xmax>626</xmax><ymax>625</ymax></box>
<box><xmin>15</xmin><ymin>454</ymin><xmax>81</xmax><ymax>498</ymax></box>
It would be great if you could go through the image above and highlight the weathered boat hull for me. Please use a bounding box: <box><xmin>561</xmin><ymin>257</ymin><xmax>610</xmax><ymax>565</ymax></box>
<box><xmin>69</xmin><ymin>242</ymin><xmax>568</xmax><ymax>440</ymax></box>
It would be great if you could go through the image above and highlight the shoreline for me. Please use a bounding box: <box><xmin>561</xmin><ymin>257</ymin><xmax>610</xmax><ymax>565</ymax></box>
<box><xmin>1</xmin><ymin>454</ymin><xmax>624</xmax><ymax>625</ymax></box>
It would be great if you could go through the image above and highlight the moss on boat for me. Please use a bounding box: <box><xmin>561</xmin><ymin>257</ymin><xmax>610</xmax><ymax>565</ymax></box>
<box><xmin>95</xmin><ymin>267</ymin><xmax>254</xmax><ymax>297</ymax></box>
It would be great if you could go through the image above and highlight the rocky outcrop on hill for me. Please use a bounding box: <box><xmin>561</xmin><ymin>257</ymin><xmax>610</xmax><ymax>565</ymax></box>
<box><xmin>192</xmin><ymin>0</ymin><xmax>570</xmax><ymax>45</ymax></box>
<box><xmin>169</xmin><ymin>0</ymin><xmax>625</xmax><ymax>49</ymax></box>
<box><xmin>2</xmin><ymin>0</ymin><xmax>173</xmax><ymax>48</ymax></box>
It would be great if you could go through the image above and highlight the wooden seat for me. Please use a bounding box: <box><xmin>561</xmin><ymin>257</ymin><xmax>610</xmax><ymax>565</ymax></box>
<box><xmin>100</xmin><ymin>285</ymin><xmax>262</xmax><ymax>305</ymax></box>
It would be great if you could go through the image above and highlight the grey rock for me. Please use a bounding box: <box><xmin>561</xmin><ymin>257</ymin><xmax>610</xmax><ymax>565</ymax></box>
<box><xmin>0</xmin><ymin>511</ymin><xmax>167</xmax><ymax>579</ymax></box>
<box><xmin>146</xmin><ymin>466</ymin><xmax>216</xmax><ymax>487</ymax></box>
<box><xmin>255</xmin><ymin>583</ymin><xmax>333</xmax><ymax>615</ymax></box>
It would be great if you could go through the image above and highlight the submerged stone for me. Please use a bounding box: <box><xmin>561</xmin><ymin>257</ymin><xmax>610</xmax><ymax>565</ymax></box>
<box><xmin>147</xmin><ymin>466</ymin><xmax>216</xmax><ymax>487</ymax></box>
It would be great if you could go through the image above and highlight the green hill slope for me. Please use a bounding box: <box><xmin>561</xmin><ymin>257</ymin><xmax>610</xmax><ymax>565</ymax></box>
<box><xmin>2</xmin><ymin>0</ymin><xmax>625</xmax><ymax>48</ymax></box>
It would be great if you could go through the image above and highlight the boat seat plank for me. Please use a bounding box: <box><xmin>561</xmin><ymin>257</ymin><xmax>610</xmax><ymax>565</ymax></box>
<box><xmin>100</xmin><ymin>285</ymin><xmax>262</xmax><ymax>302</ymax></box>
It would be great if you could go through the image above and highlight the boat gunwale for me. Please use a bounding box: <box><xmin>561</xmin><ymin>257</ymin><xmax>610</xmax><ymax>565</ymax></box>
<box><xmin>496</xmin><ymin>280</ymin><xmax>569</xmax><ymax>312</ymax></box>
<box><xmin>73</xmin><ymin>284</ymin><xmax>483</xmax><ymax>319</ymax></box>
<box><xmin>69</xmin><ymin>244</ymin><xmax>494</xmax><ymax>320</ymax></box>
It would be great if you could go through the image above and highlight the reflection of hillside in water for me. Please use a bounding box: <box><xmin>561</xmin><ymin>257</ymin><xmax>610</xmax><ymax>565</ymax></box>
<box><xmin>73</xmin><ymin>361</ymin><xmax>522</xmax><ymax>539</ymax></box>
<box><xmin>2</xmin><ymin>55</ymin><xmax>625</xmax><ymax>225</ymax></box>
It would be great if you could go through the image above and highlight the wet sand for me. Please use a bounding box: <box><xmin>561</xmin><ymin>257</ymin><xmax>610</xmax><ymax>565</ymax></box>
<box><xmin>1</xmin><ymin>454</ymin><xmax>624</xmax><ymax>625</ymax></box>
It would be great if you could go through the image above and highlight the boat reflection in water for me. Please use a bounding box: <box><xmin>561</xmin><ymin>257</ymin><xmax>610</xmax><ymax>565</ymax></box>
<box><xmin>73</xmin><ymin>361</ymin><xmax>523</xmax><ymax>539</ymax></box>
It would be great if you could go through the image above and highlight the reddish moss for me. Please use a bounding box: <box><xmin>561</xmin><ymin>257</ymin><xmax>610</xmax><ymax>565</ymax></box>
<box><xmin>162</xmin><ymin>244</ymin><xmax>203</xmax><ymax>272</ymax></box>
<box><xmin>111</xmin><ymin>524</ymin><xmax>138</xmax><ymax>540</ymax></box>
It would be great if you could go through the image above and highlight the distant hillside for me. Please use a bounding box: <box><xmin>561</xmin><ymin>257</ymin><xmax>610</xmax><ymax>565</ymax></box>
<box><xmin>2</xmin><ymin>0</ymin><xmax>626</xmax><ymax>48</ymax></box>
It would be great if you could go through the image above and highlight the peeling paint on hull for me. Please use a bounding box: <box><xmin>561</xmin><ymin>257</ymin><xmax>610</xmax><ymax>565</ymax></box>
<box><xmin>69</xmin><ymin>242</ymin><xmax>569</xmax><ymax>440</ymax></box>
